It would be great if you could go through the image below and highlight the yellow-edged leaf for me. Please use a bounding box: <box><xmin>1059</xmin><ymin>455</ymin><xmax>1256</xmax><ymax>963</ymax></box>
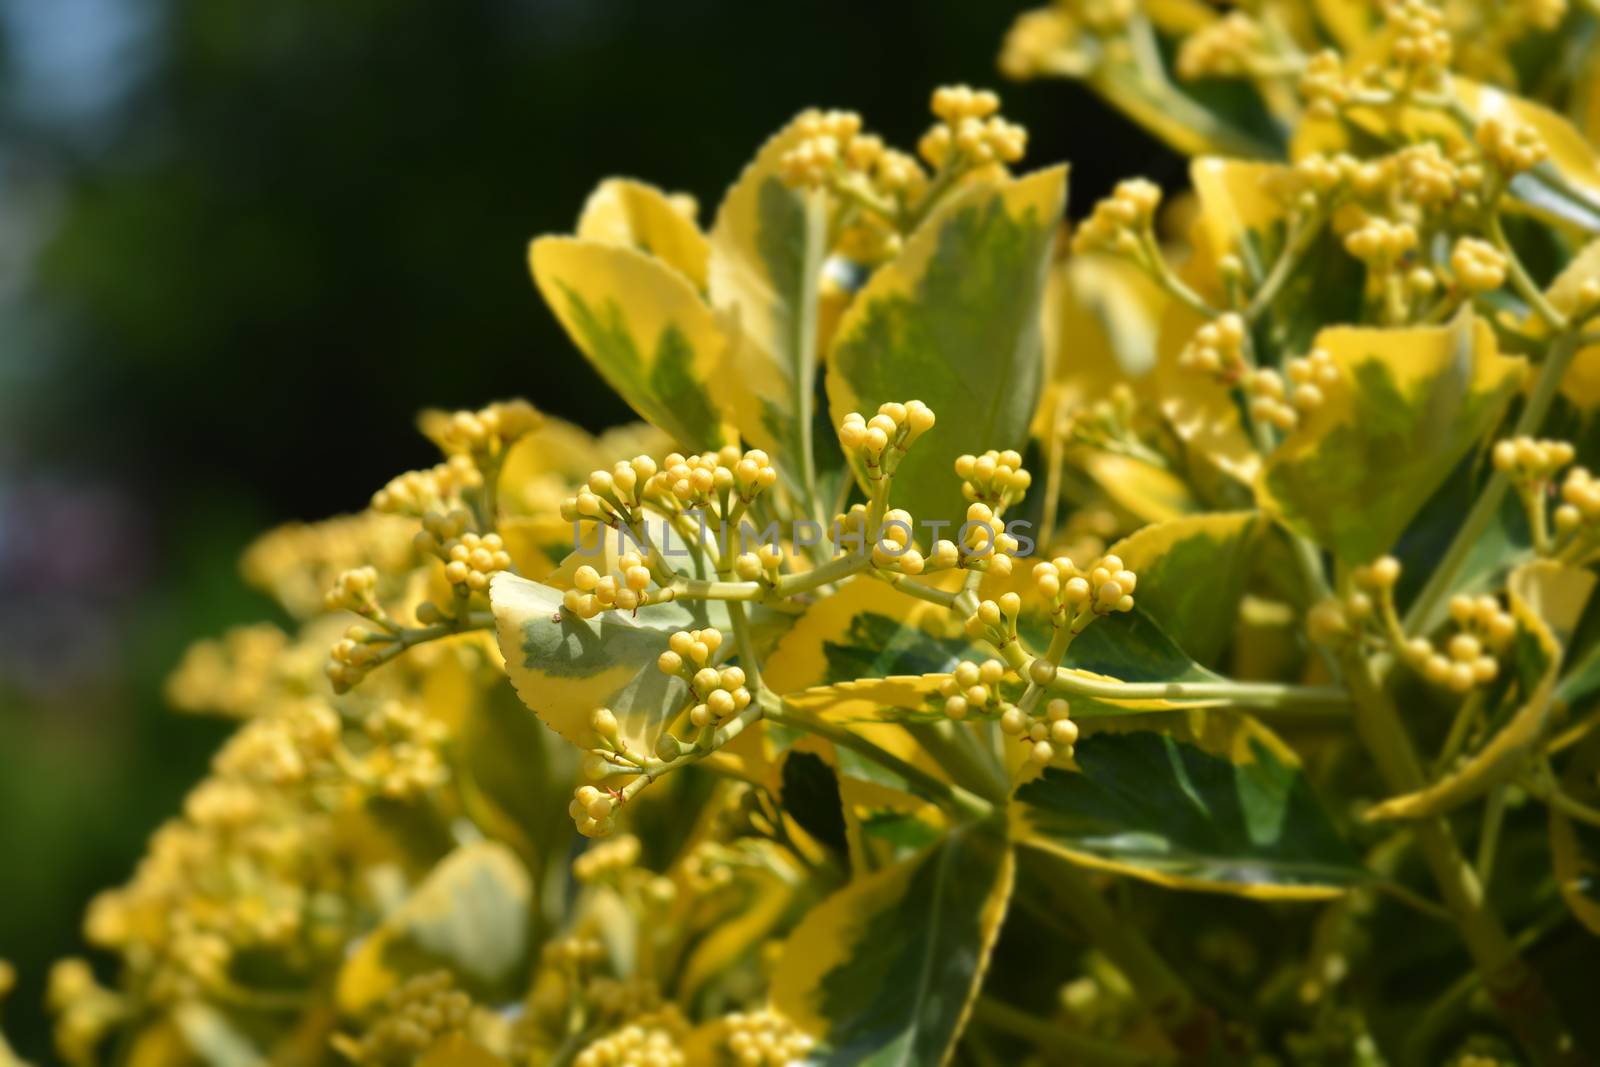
<box><xmin>529</xmin><ymin>236</ymin><xmax>731</xmax><ymax>450</ymax></box>
<box><xmin>576</xmin><ymin>177</ymin><xmax>709</xmax><ymax>290</ymax></box>
<box><xmin>1257</xmin><ymin>312</ymin><xmax>1525</xmax><ymax>564</ymax></box>
<box><xmin>707</xmin><ymin>114</ymin><xmax>830</xmax><ymax>511</ymax></box>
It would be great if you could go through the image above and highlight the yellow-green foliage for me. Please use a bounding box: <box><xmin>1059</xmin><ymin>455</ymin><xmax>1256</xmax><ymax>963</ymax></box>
<box><xmin>26</xmin><ymin>2</ymin><xmax>1600</xmax><ymax>1065</ymax></box>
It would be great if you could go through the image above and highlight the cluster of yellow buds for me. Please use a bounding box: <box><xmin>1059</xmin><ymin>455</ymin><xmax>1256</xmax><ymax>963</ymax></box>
<box><xmin>778</xmin><ymin>109</ymin><xmax>865</xmax><ymax>187</ymax></box>
<box><xmin>1396</xmin><ymin>143</ymin><xmax>1483</xmax><ymax>211</ymax></box>
<box><xmin>838</xmin><ymin>400</ymin><xmax>937</xmax><ymax>480</ymax></box>
<box><xmin>721</xmin><ymin>1009</ymin><xmax>817</xmax><ymax>1066</ymax></box>
<box><xmin>357</xmin><ymin>701</ymin><xmax>448</xmax><ymax>800</ymax></box>
<box><xmin>571</xmin><ymin>783</ymin><xmax>622</xmax><ymax>838</ymax></box>
<box><xmin>438</xmin><ymin>531</ymin><xmax>511</xmax><ymax>594</ymax></box>
<box><xmin>1175</xmin><ymin>12</ymin><xmax>1263</xmax><ymax>81</ymax></box>
<box><xmin>937</xmin><ymin>658</ymin><xmax>1014</xmax><ymax>721</ymax></box>
<box><xmin>1450</xmin><ymin>237</ymin><xmax>1508</xmax><ymax>293</ymax></box>
<box><xmin>564</xmin><ymin>551</ymin><xmax>670</xmax><ymax>620</ymax></box>
<box><xmin>1072</xmin><ymin>179</ymin><xmax>1161</xmax><ymax>258</ymax></box>
<box><xmin>371</xmin><ymin>455</ymin><xmax>481</xmax><ymax>516</ymax></box>
<box><xmin>1475</xmin><ymin>115</ymin><xmax>1549</xmax><ymax>176</ymax></box>
<box><xmin>733</xmin><ymin>542</ymin><xmax>785</xmax><ymax>583</ymax></box>
<box><xmin>957</xmin><ymin>449</ymin><xmax>1031</xmax><ymax>509</ymax></box>
<box><xmin>1555</xmin><ymin>466</ymin><xmax>1600</xmax><ymax>542</ymax></box>
<box><xmin>1385</xmin><ymin>0</ymin><xmax>1452</xmax><ymax>86</ymax></box>
<box><xmin>657</xmin><ymin>627</ymin><xmax>722</xmax><ymax>676</ymax></box>
<box><xmin>870</xmin><ymin>507</ymin><xmax>927</xmax><ymax>575</ymax></box>
<box><xmin>1402</xmin><ymin>593</ymin><xmax>1518</xmax><ymax>693</ymax></box>
<box><xmin>654</xmin><ymin>447</ymin><xmax>779</xmax><ymax>511</ymax></box>
<box><xmin>1493</xmin><ymin>435</ymin><xmax>1575</xmax><ymax>483</ymax></box>
<box><xmin>998</xmin><ymin>8</ymin><xmax>1076</xmax><ymax>82</ymax></box>
<box><xmin>433</xmin><ymin>398</ymin><xmax>541</xmax><ymax>456</ymax></box>
<box><xmin>572</xmin><ymin>833</ymin><xmax>642</xmax><ymax>883</ymax></box>
<box><xmin>573</xmin><ymin>1015</ymin><xmax>687</xmax><ymax>1067</ymax></box>
<box><xmin>1177</xmin><ymin>312</ymin><xmax>1248</xmax><ymax>382</ymax></box>
<box><xmin>1344</xmin><ymin>217</ymin><xmax>1419</xmax><ymax>268</ymax></box>
<box><xmin>960</xmin><ymin>502</ymin><xmax>1018</xmax><ymax>576</ymax></box>
<box><xmin>1248</xmin><ymin>361</ymin><xmax>1324</xmax><ymax>431</ymax></box>
<box><xmin>779</xmin><ymin>109</ymin><xmax>927</xmax><ymax>218</ymax></box>
<box><xmin>324</xmin><ymin>564</ymin><xmax>382</xmax><ymax>617</ymax></box>
<box><xmin>1032</xmin><ymin>553</ymin><xmax>1136</xmax><ymax>622</ymax></box>
<box><xmin>1300</xmin><ymin>50</ymin><xmax>1350</xmax><ymax>118</ymax></box>
<box><xmin>658</xmin><ymin>628</ymin><xmax>752</xmax><ymax>729</ymax></box>
<box><xmin>965</xmin><ymin>592</ymin><xmax>1025</xmax><ymax>649</ymax></box>
<box><xmin>1002</xmin><ymin>697</ymin><xmax>1079</xmax><ymax>768</ymax></box>
<box><xmin>327</xmin><ymin>628</ymin><xmax>382</xmax><ymax>692</ymax></box>
<box><xmin>563</xmin><ymin>455</ymin><xmax>660</xmax><ymax>525</ymax></box>
<box><xmin>341</xmin><ymin>971</ymin><xmax>473</xmax><ymax>1067</ymax></box>
<box><xmin>919</xmin><ymin>85</ymin><xmax>1027</xmax><ymax>170</ymax></box>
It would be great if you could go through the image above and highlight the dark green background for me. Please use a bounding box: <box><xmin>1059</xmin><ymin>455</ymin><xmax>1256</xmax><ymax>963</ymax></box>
<box><xmin>0</xmin><ymin>1</ymin><xmax>1179</xmax><ymax>1058</ymax></box>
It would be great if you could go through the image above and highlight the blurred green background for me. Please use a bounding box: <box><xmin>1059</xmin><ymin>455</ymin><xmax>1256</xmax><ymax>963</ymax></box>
<box><xmin>0</xmin><ymin>0</ymin><xmax>1180</xmax><ymax>1058</ymax></box>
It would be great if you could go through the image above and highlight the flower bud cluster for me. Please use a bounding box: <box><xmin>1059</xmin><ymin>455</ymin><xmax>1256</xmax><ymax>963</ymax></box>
<box><xmin>357</xmin><ymin>701</ymin><xmax>448</xmax><ymax>800</ymax></box>
<box><xmin>657</xmin><ymin>628</ymin><xmax>753</xmax><ymax>730</ymax></box>
<box><xmin>937</xmin><ymin>658</ymin><xmax>1014</xmax><ymax>721</ymax></box>
<box><xmin>1176</xmin><ymin>13</ymin><xmax>1264</xmax><ymax>81</ymax></box>
<box><xmin>957</xmin><ymin>450</ymin><xmax>1031</xmax><ymax>509</ymax></box>
<box><xmin>1178</xmin><ymin>312</ymin><xmax>1248</xmax><ymax>382</ymax></box>
<box><xmin>1300</xmin><ymin>50</ymin><xmax>1350</xmax><ymax>117</ymax></box>
<box><xmin>1450</xmin><ymin>237</ymin><xmax>1508</xmax><ymax>292</ymax></box>
<box><xmin>1072</xmin><ymin>179</ymin><xmax>1162</xmax><ymax>258</ymax></box>
<box><xmin>434</xmin><ymin>399</ymin><xmax>541</xmax><ymax>456</ymax></box>
<box><xmin>721</xmin><ymin>1009</ymin><xmax>817</xmax><ymax>1066</ymax></box>
<box><xmin>960</xmin><ymin>502</ymin><xmax>1018</xmax><ymax>577</ymax></box>
<box><xmin>573</xmin><ymin>833</ymin><xmax>642</xmax><ymax>884</ymax></box>
<box><xmin>838</xmin><ymin>400</ymin><xmax>936</xmax><ymax>480</ymax></box>
<box><xmin>1033</xmin><ymin>553</ymin><xmax>1137</xmax><ymax>622</ymax></box>
<box><xmin>372</xmin><ymin>455</ymin><xmax>482</xmax><ymax>517</ymax></box>
<box><xmin>1247</xmin><ymin>350</ymin><xmax>1336</xmax><ymax>432</ymax></box>
<box><xmin>573</xmin><ymin>1014</ymin><xmax>688</xmax><ymax>1067</ymax></box>
<box><xmin>780</xmin><ymin>109</ymin><xmax>928</xmax><ymax>220</ymax></box>
<box><xmin>965</xmin><ymin>592</ymin><xmax>1025</xmax><ymax>648</ymax></box>
<box><xmin>870</xmin><ymin>508</ymin><xmax>927</xmax><ymax>575</ymax></box>
<box><xmin>1493</xmin><ymin>436</ymin><xmax>1575</xmax><ymax>483</ymax></box>
<box><xmin>1001</xmin><ymin>697</ymin><xmax>1079</xmax><ymax>768</ymax></box>
<box><xmin>1402</xmin><ymin>593</ymin><xmax>1517</xmax><ymax>693</ymax></box>
<box><xmin>571</xmin><ymin>784</ymin><xmax>622</xmax><ymax>839</ymax></box>
<box><xmin>998</xmin><ymin>8</ymin><xmax>1076</xmax><ymax>82</ymax></box>
<box><xmin>565</xmin><ymin>551</ymin><xmax>671</xmax><ymax>620</ymax></box>
<box><xmin>779</xmin><ymin>109</ymin><xmax>865</xmax><ymax>188</ymax></box>
<box><xmin>1476</xmin><ymin>115</ymin><xmax>1549</xmax><ymax>176</ymax></box>
<box><xmin>919</xmin><ymin>85</ymin><xmax>1027</xmax><ymax>170</ymax></box>
<box><xmin>345</xmin><ymin>971</ymin><xmax>472</xmax><ymax>1067</ymax></box>
<box><xmin>324</xmin><ymin>565</ymin><xmax>382</xmax><ymax>617</ymax></box>
<box><xmin>1385</xmin><ymin>0</ymin><xmax>1452</xmax><ymax>86</ymax></box>
<box><xmin>1555</xmin><ymin>466</ymin><xmax>1600</xmax><ymax>540</ymax></box>
<box><xmin>734</xmin><ymin>542</ymin><xmax>785</xmax><ymax>583</ymax></box>
<box><xmin>563</xmin><ymin>455</ymin><xmax>660</xmax><ymax>525</ymax></box>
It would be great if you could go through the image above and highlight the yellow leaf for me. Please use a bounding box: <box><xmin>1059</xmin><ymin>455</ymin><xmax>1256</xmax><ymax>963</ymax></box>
<box><xmin>1257</xmin><ymin>313</ymin><xmax>1525</xmax><ymax>564</ymax></box>
<box><xmin>576</xmin><ymin>177</ymin><xmax>709</xmax><ymax>290</ymax></box>
<box><xmin>529</xmin><ymin>236</ymin><xmax>733</xmax><ymax>450</ymax></box>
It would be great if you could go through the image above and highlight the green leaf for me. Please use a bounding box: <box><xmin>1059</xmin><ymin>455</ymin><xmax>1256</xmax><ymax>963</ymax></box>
<box><xmin>529</xmin><ymin>236</ymin><xmax>730</xmax><ymax>450</ymax></box>
<box><xmin>1257</xmin><ymin>312</ymin><xmax>1525</xmax><ymax>564</ymax></box>
<box><xmin>1015</xmin><ymin>731</ymin><xmax>1365</xmax><ymax>899</ymax></box>
<box><xmin>336</xmin><ymin>842</ymin><xmax>532</xmax><ymax>1012</ymax></box>
<box><xmin>825</xmin><ymin>166</ymin><xmax>1066</xmax><ymax>530</ymax></box>
<box><xmin>707</xmin><ymin>115</ymin><xmax>830</xmax><ymax>513</ymax></box>
<box><xmin>1549</xmin><ymin>734</ymin><xmax>1600</xmax><ymax>935</ymax></box>
<box><xmin>782</xmin><ymin>749</ymin><xmax>850</xmax><ymax>858</ymax></box>
<box><xmin>575</xmin><ymin>177</ymin><xmax>710</xmax><ymax>291</ymax></box>
<box><xmin>771</xmin><ymin>817</ymin><xmax>1014</xmax><ymax>1066</ymax></box>
<box><xmin>489</xmin><ymin>571</ymin><xmax>728</xmax><ymax>754</ymax></box>
<box><xmin>1105</xmin><ymin>511</ymin><xmax>1260</xmax><ymax>668</ymax></box>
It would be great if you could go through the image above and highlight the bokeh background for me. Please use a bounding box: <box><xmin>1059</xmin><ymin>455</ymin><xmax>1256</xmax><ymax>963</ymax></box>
<box><xmin>0</xmin><ymin>1</ymin><xmax>1181</xmax><ymax>1058</ymax></box>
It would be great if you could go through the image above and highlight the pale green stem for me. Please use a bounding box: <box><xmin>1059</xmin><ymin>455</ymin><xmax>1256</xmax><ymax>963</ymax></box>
<box><xmin>773</xmin><ymin>551</ymin><xmax>871</xmax><ymax>598</ymax></box>
<box><xmin>875</xmin><ymin>570</ymin><xmax>962</xmax><ymax>608</ymax></box>
<box><xmin>1476</xmin><ymin>784</ymin><xmax>1508</xmax><ymax>887</ymax></box>
<box><xmin>1487</xmin><ymin>212</ymin><xmax>1568</xmax><ymax>332</ymax></box>
<box><xmin>1405</xmin><ymin>332</ymin><xmax>1583</xmax><ymax>637</ymax></box>
<box><xmin>726</xmin><ymin>599</ymin><xmax>764</xmax><ymax>694</ymax></box>
<box><xmin>1246</xmin><ymin>206</ymin><xmax>1329</xmax><ymax>322</ymax></box>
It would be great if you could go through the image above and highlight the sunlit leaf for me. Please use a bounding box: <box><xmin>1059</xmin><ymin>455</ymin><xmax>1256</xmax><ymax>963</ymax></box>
<box><xmin>1015</xmin><ymin>730</ymin><xmax>1365</xmax><ymax>899</ymax></box>
<box><xmin>771</xmin><ymin>816</ymin><xmax>1013</xmax><ymax>1066</ymax></box>
<box><xmin>1106</xmin><ymin>511</ymin><xmax>1260</xmax><ymax>667</ymax></box>
<box><xmin>1257</xmin><ymin>312</ymin><xmax>1525</xmax><ymax>564</ymax></box>
<box><xmin>825</xmin><ymin>166</ymin><xmax>1067</xmax><ymax>530</ymax></box>
<box><xmin>529</xmin><ymin>236</ymin><xmax>731</xmax><ymax>450</ymax></box>
<box><xmin>575</xmin><ymin>177</ymin><xmax>710</xmax><ymax>291</ymax></box>
<box><xmin>706</xmin><ymin>114</ymin><xmax>830</xmax><ymax>513</ymax></box>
